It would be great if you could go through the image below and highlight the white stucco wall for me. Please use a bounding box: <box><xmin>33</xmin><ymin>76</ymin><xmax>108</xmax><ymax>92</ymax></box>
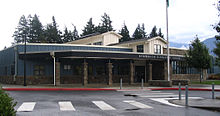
<box><xmin>103</xmin><ymin>34</ymin><xmax>119</xmax><ymax>46</ymax></box>
<box><xmin>115</xmin><ymin>37</ymin><xmax>167</xmax><ymax>54</ymax></box>
<box><xmin>67</xmin><ymin>31</ymin><xmax>121</xmax><ymax>46</ymax></box>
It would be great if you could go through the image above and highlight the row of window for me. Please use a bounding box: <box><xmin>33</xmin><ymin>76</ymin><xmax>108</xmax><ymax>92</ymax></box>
<box><xmin>136</xmin><ymin>44</ymin><xmax>161</xmax><ymax>54</ymax></box>
<box><xmin>172</xmin><ymin>61</ymin><xmax>200</xmax><ymax>74</ymax></box>
<box><xmin>87</xmin><ymin>41</ymin><xmax>103</xmax><ymax>45</ymax></box>
<box><xmin>63</xmin><ymin>63</ymin><xmax>130</xmax><ymax>76</ymax></box>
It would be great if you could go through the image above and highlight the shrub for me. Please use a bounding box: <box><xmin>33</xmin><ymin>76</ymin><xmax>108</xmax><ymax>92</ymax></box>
<box><xmin>0</xmin><ymin>86</ymin><xmax>17</xmax><ymax>116</ymax></box>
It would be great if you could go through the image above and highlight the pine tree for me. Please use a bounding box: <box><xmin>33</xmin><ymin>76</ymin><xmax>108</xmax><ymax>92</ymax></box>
<box><xmin>81</xmin><ymin>18</ymin><xmax>96</xmax><ymax>36</ymax></box>
<box><xmin>62</xmin><ymin>27</ymin><xmax>73</xmax><ymax>43</ymax></box>
<box><xmin>28</xmin><ymin>14</ymin><xmax>44</xmax><ymax>43</ymax></box>
<box><xmin>98</xmin><ymin>13</ymin><xmax>113</xmax><ymax>33</ymax></box>
<box><xmin>132</xmin><ymin>24</ymin><xmax>143</xmax><ymax>39</ymax></box>
<box><xmin>140</xmin><ymin>23</ymin><xmax>146</xmax><ymax>38</ymax></box>
<box><xmin>44</xmin><ymin>16</ymin><xmax>62</xmax><ymax>43</ymax></box>
<box><xmin>13</xmin><ymin>15</ymin><xmax>29</xmax><ymax>43</ymax></box>
<box><xmin>158</xmin><ymin>28</ymin><xmax>164</xmax><ymax>38</ymax></box>
<box><xmin>72</xmin><ymin>25</ymin><xmax>79</xmax><ymax>40</ymax></box>
<box><xmin>185</xmin><ymin>36</ymin><xmax>211</xmax><ymax>82</ymax></box>
<box><xmin>213</xmin><ymin>5</ymin><xmax>220</xmax><ymax>67</ymax></box>
<box><xmin>213</xmin><ymin>42</ymin><xmax>220</xmax><ymax>67</ymax></box>
<box><xmin>149</xmin><ymin>26</ymin><xmax>158</xmax><ymax>38</ymax></box>
<box><xmin>119</xmin><ymin>22</ymin><xmax>130</xmax><ymax>42</ymax></box>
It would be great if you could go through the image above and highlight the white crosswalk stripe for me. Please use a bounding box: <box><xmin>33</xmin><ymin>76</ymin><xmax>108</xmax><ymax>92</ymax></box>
<box><xmin>123</xmin><ymin>100</ymin><xmax>152</xmax><ymax>109</ymax></box>
<box><xmin>17</xmin><ymin>102</ymin><xmax>36</xmax><ymax>112</ymax></box>
<box><xmin>92</xmin><ymin>101</ymin><xmax>116</xmax><ymax>110</ymax></box>
<box><xmin>58</xmin><ymin>101</ymin><xmax>76</xmax><ymax>111</ymax></box>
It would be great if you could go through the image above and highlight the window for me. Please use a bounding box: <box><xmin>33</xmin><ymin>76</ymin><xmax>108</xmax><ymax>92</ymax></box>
<box><xmin>64</xmin><ymin>65</ymin><xmax>71</xmax><ymax>70</ymax></box>
<box><xmin>34</xmin><ymin>65</ymin><xmax>45</xmax><ymax>76</ymax></box>
<box><xmin>96</xmin><ymin>65</ymin><xmax>106</xmax><ymax>75</ymax></box>
<box><xmin>154</xmin><ymin>44</ymin><xmax>161</xmax><ymax>54</ymax></box>
<box><xmin>93</xmin><ymin>41</ymin><xmax>102</xmax><ymax>45</ymax></box>
<box><xmin>73</xmin><ymin>65</ymin><xmax>82</xmax><ymax>75</ymax></box>
<box><xmin>137</xmin><ymin>45</ymin><xmax>144</xmax><ymax>53</ymax></box>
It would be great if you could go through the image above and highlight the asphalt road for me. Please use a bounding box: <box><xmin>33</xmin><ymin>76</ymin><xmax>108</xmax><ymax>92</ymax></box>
<box><xmin>6</xmin><ymin>90</ymin><xmax>220</xmax><ymax>116</ymax></box>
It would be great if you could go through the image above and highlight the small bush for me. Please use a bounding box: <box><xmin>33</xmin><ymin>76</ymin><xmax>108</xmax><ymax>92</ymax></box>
<box><xmin>0</xmin><ymin>86</ymin><xmax>17</xmax><ymax>116</ymax></box>
<box><xmin>208</xmin><ymin>74</ymin><xmax>220</xmax><ymax>80</ymax></box>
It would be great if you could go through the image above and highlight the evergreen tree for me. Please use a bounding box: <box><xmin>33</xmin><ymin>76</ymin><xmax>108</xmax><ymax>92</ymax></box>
<box><xmin>62</xmin><ymin>27</ymin><xmax>73</xmax><ymax>43</ymax></box>
<box><xmin>28</xmin><ymin>14</ymin><xmax>44</xmax><ymax>43</ymax></box>
<box><xmin>213</xmin><ymin>5</ymin><xmax>220</xmax><ymax>67</ymax></box>
<box><xmin>81</xmin><ymin>18</ymin><xmax>96</xmax><ymax>36</ymax></box>
<box><xmin>98</xmin><ymin>13</ymin><xmax>113</xmax><ymax>33</ymax></box>
<box><xmin>213</xmin><ymin>42</ymin><xmax>220</xmax><ymax>67</ymax></box>
<box><xmin>185</xmin><ymin>36</ymin><xmax>211</xmax><ymax>82</ymax></box>
<box><xmin>13</xmin><ymin>15</ymin><xmax>29</xmax><ymax>43</ymax></box>
<box><xmin>158</xmin><ymin>28</ymin><xmax>164</xmax><ymax>38</ymax></box>
<box><xmin>44</xmin><ymin>16</ymin><xmax>62</xmax><ymax>43</ymax></box>
<box><xmin>149</xmin><ymin>26</ymin><xmax>158</xmax><ymax>38</ymax></box>
<box><xmin>119</xmin><ymin>22</ymin><xmax>130</xmax><ymax>42</ymax></box>
<box><xmin>132</xmin><ymin>24</ymin><xmax>143</xmax><ymax>39</ymax></box>
<box><xmin>72</xmin><ymin>25</ymin><xmax>79</xmax><ymax>40</ymax></box>
<box><xmin>140</xmin><ymin>23</ymin><xmax>146</xmax><ymax>38</ymax></box>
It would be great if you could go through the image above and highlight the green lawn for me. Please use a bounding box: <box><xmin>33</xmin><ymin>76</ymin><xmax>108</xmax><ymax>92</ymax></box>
<box><xmin>191</xmin><ymin>80</ymin><xmax>220</xmax><ymax>85</ymax></box>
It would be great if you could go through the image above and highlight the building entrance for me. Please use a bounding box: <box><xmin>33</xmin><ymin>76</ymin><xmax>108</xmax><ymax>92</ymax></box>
<box><xmin>135</xmin><ymin>66</ymin><xmax>145</xmax><ymax>83</ymax></box>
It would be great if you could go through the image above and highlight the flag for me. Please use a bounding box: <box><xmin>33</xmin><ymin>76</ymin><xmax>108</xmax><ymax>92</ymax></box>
<box><xmin>166</xmin><ymin>0</ymin><xmax>169</xmax><ymax>7</ymax></box>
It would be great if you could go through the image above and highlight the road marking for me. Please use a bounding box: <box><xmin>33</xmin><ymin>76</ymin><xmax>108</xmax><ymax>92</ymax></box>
<box><xmin>92</xmin><ymin>101</ymin><xmax>116</xmax><ymax>110</ymax></box>
<box><xmin>140</xmin><ymin>95</ymin><xmax>183</xmax><ymax>98</ymax></box>
<box><xmin>58</xmin><ymin>101</ymin><xmax>76</xmax><ymax>111</ymax></box>
<box><xmin>150</xmin><ymin>98</ymin><xmax>183</xmax><ymax>107</ymax></box>
<box><xmin>123</xmin><ymin>100</ymin><xmax>152</xmax><ymax>109</ymax></box>
<box><xmin>149</xmin><ymin>97</ymin><xmax>202</xmax><ymax>107</ymax></box>
<box><xmin>17</xmin><ymin>102</ymin><xmax>36</xmax><ymax>112</ymax></box>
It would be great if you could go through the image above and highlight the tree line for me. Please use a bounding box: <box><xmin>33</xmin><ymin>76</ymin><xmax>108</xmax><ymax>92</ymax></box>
<box><xmin>13</xmin><ymin>13</ymin><xmax>164</xmax><ymax>44</ymax></box>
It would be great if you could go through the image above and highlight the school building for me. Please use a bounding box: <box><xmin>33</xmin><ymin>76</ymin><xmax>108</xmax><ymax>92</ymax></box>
<box><xmin>0</xmin><ymin>31</ymin><xmax>207</xmax><ymax>86</ymax></box>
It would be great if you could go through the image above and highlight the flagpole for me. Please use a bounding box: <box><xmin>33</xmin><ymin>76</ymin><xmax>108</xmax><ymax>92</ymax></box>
<box><xmin>166</xmin><ymin>0</ymin><xmax>170</xmax><ymax>81</ymax></box>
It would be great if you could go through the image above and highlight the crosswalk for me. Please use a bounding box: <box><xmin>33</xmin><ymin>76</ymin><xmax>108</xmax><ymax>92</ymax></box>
<box><xmin>16</xmin><ymin>100</ymin><xmax>152</xmax><ymax>112</ymax></box>
<box><xmin>16</xmin><ymin>91</ymin><xmax>203</xmax><ymax>113</ymax></box>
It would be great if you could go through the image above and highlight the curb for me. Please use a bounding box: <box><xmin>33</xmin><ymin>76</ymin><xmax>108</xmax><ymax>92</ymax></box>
<box><xmin>2</xmin><ymin>88</ymin><xmax>117</xmax><ymax>91</ymax></box>
<box><xmin>149</xmin><ymin>88</ymin><xmax>220</xmax><ymax>91</ymax></box>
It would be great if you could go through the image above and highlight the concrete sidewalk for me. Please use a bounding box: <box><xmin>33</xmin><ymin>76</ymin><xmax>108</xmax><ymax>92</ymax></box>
<box><xmin>170</xmin><ymin>99</ymin><xmax>220</xmax><ymax>111</ymax></box>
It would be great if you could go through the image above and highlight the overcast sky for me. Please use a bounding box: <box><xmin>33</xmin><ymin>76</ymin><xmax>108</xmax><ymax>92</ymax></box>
<box><xmin>0</xmin><ymin>0</ymin><xmax>219</xmax><ymax>50</ymax></box>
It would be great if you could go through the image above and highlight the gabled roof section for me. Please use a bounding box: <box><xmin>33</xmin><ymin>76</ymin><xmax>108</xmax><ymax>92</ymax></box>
<box><xmin>102</xmin><ymin>31</ymin><xmax>123</xmax><ymax>38</ymax></box>
<box><xmin>66</xmin><ymin>31</ymin><xmax>122</xmax><ymax>44</ymax></box>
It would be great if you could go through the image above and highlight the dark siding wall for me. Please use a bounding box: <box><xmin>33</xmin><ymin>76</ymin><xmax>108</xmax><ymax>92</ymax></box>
<box><xmin>0</xmin><ymin>47</ymin><xmax>15</xmax><ymax>76</ymax></box>
<box><xmin>1</xmin><ymin>44</ymin><xmax>132</xmax><ymax>77</ymax></box>
<box><xmin>17</xmin><ymin>58</ymin><xmax>53</xmax><ymax>76</ymax></box>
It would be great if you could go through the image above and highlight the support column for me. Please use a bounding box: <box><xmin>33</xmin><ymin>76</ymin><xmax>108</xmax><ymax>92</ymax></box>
<box><xmin>130</xmin><ymin>60</ymin><xmax>134</xmax><ymax>84</ymax></box>
<box><xmin>83</xmin><ymin>60</ymin><xmax>88</xmax><ymax>85</ymax></box>
<box><xmin>55</xmin><ymin>62</ymin><xmax>60</xmax><ymax>85</ymax></box>
<box><xmin>107</xmin><ymin>62</ymin><xmax>113</xmax><ymax>85</ymax></box>
<box><xmin>148</xmin><ymin>63</ymin><xmax>152</xmax><ymax>81</ymax></box>
<box><xmin>164</xmin><ymin>62</ymin><xmax>168</xmax><ymax>80</ymax></box>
